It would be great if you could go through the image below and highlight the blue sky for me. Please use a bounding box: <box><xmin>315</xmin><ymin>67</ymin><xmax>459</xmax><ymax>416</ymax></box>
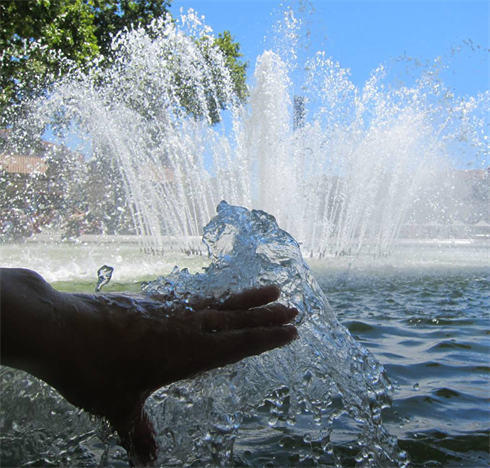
<box><xmin>47</xmin><ymin>0</ymin><xmax>489</xmax><ymax>164</ymax></box>
<box><xmin>171</xmin><ymin>0</ymin><xmax>490</xmax><ymax>97</ymax></box>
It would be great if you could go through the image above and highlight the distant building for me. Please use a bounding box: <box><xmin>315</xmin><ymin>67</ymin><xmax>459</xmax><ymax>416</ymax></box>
<box><xmin>454</xmin><ymin>167</ymin><xmax>489</xmax><ymax>182</ymax></box>
<box><xmin>0</xmin><ymin>154</ymin><xmax>48</xmax><ymax>175</ymax></box>
<box><xmin>0</xmin><ymin>129</ymin><xmax>83</xmax><ymax>176</ymax></box>
<box><xmin>1</xmin><ymin>129</ymin><xmax>85</xmax><ymax>240</ymax></box>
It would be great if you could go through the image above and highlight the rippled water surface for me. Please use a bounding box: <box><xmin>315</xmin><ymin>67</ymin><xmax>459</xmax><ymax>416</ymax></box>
<box><xmin>312</xmin><ymin>262</ymin><xmax>490</xmax><ymax>468</ymax></box>
<box><xmin>1</xmin><ymin>245</ymin><xmax>489</xmax><ymax>467</ymax></box>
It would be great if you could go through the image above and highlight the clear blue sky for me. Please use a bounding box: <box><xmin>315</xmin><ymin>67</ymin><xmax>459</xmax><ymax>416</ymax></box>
<box><xmin>171</xmin><ymin>0</ymin><xmax>490</xmax><ymax>97</ymax></box>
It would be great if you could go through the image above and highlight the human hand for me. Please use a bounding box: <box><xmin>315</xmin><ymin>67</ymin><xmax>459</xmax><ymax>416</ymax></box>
<box><xmin>54</xmin><ymin>284</ymin><xmax>298</xmax><ymax>465</ymax></box>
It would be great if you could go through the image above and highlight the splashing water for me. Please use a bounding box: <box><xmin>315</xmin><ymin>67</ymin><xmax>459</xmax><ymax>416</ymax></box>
<box><xmin>95</xmin><ymin>265</ymin><xmax>114</xmax><ymax>292</ymax></box>
<box><xmin>143</xmin><ymin>201</ymin><xmax>407</xmax><ymax>467</ymax></box>
<box><xmin>0</xmin><ymin>4</ymin><xmax>487</xmax><ymax>467</ymax></box>
<box><xmin>7</xmin><ymin>8</ymin><xmax>487</xmax><ymax>258</ymax></box>
<box><xmin>0</xmin><ymin>202</ymin><xmax>409</xmax><ymax>467</ymax></box>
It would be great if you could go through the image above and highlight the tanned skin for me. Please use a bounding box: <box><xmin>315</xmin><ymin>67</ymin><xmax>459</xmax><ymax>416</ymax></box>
<box><xmin>0</xmin><ymin>268</ymin><xmax>298</xmax><ymax>466</ymax></box>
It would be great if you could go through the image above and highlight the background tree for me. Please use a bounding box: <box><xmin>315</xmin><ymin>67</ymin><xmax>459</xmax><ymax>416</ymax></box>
<box><xmin>92</xmin><ymin>0</ymin><xmax>171</xmax><ymax>55</ymax></box>
<box><xmin>0</xmin><ymin>0</ymin><xmax>247</xmax><ymax>127</ymax></box>
<box><xmin>0</xmin><ymin>0</ymin><xmax>99</xmax><ymax>125</ymax></box>
<box><xmin>1</xmin><ymin>0</ymin><xmax>248</xmax><ymax>239</ymax></box>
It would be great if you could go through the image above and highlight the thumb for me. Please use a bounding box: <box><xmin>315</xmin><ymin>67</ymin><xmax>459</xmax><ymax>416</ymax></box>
<box><xmin>110</xmin><ymin>400</ymin><xmax>158</xmax><ymax>467</ymax></box>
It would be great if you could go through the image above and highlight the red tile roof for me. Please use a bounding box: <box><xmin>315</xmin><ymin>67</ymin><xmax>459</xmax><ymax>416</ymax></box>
<box><xmin>0</xmin><ymin>154</ymin><xmax>48</xmax><ymax>175</ymax></box>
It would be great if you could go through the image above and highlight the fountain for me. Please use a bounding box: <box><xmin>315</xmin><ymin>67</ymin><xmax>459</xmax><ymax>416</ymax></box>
<box><xmin>2</xmin><ymin>8</ymin><xmax>487</xmax><ymax>257</ymax></box>
<box><xmin>1</xmin><ymin>5</ymin><xmax>489</xmax><ymax>468</ymax></box>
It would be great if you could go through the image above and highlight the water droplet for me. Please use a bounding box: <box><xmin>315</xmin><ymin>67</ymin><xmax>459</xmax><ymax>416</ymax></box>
<box><xmin>95</xmin><ymin>265</ymin><xmax>114</xmax><ymax>292</ymax></box>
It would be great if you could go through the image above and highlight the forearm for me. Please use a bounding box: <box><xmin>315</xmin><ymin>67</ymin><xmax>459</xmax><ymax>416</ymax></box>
<box><xmin>1</xmin><ymin>268</ymin><xmax>83</xmax><ymax>380</ymax></box>
<box><xmin>1</xmin><ymin>268</ymin><xmax>138</xmax><ymax>407</ymax></box>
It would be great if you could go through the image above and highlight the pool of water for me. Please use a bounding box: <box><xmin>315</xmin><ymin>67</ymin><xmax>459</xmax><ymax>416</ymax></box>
<box><xmin>313</xmin><ymin>263</ymin><xmax>489</xmax><ymax>467</ymax></box>
<box><xmin>1</xmin><ymin>244</ymin><xmax>489</xmax><ymax>467</ymax></box>
<box><xmin>226</xmin><ymin>262</ymin><xmax>489</xmax><ymax>468</ymax></box>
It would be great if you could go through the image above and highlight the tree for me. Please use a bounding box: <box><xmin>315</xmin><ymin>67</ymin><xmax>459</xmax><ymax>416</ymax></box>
<box><xmin>0</xmin><ymin>0</ymin><xmax>247</xmax><ymax>127</ymax></box>
<box><xmin>215</xmin><ymin>31</ymin><xmax>248</xmax><ymax>103</ymax></box>
<box><xmin>92</xmin><ymin>0</ymin><xmax>171</xmax><ymax>55</ymax></box>
<box><xmin>197</xmin><ymin>31</ymin><xmax>248</xmax><ymax>124</ymax></box>
<box><xmin>0</xmin><ymin>0</ymin><xmax>99</xmax><ymax>124</ymax></box>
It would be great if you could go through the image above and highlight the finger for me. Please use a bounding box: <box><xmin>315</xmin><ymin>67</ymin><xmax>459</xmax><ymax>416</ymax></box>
<box><xmin>219</xmin><ymin>285</ymin><xmax>281</xmax><ymax>311</ymax></box>
<box><xmin>151</xmin><ymin>286</ymin><xmax>281</xmax><ymax>312</ymax></box>
<box><xmin>110</xmin><ymin>403</ymin><xmax>158</xmax><ymax>467</ymax></box>
<box><xmin>199</xmin><ymin>305</ymin><xmax>298</xmax><ymax>332</ymax></box>
<box><xmin>146</xmin><ymin>324</ymin><xmax>299</xmax><ymax>389</ymax></box>
<box><xmin>205</xmin><ymin>325</ymin><xmax>298</xmax><ymax>369</ymax></box>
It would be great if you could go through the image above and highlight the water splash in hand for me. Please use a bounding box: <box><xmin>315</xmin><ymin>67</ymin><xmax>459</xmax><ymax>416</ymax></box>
<box><xmin>144</xmin><ymin>201</ymin><xmax>408</xmax><ymax>467</ymax></box>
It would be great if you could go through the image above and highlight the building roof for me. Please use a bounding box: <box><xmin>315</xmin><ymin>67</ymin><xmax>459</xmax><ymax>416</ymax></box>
<box><xmin>0</xmin><ymin>128</ymin><xmax>83</xmax><ymax>175</ymax></box>
<box><xmin>0</xmin><ymin>154</ymin><xmax>48</xmax><ymax>175</ymax></box>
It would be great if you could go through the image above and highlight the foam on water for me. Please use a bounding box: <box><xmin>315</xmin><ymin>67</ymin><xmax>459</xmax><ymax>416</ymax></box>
<box><xmin>0</xmin><ymin>241</ymin><xmax>208</xmax><ymax>284</ymax></box>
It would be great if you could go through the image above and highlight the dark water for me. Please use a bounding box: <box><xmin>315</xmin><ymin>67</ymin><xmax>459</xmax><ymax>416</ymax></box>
<box><xmin>1</xmin><ymin>264</ymin><xmax>489</xmax><ymax>467</ymax></box>
<box><xmin>316</xmin><ymin>265</ymin><xmax>490</xmax><ymax>468</ymax></box>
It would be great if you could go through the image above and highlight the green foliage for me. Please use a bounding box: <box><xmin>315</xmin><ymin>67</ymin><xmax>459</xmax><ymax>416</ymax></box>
<box><xmin>0</xmin><ymin>0</ymin><xmax>100</xmax><ymax>64</ymax></box>
<box><xmin>195</xmin><ymin>31</ymin><xmax>248</xmax><ymax>124</ymax></box>
<box><xmin>167</xmin><ymin>31</ymin><xmax>247</xmax><ymax>125</ymax></box>
<box><xmin>1</xmin><ymin>0</ymin><xmax>99</xmax><ymax>122</ymax></box>
<box><xmin>214</xmin><ymin>31</ymin><xmax>248</xmax><ymax>103</ymax></box>
<box><xmin>1</xmin><ymin>0</ymin><xmax>247</xmax><ymax>127</ymax></box>
<box><xmin>91</xmin><ymin>0</ymin><xmax>171</xmax><ymax>55</ymax></box>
